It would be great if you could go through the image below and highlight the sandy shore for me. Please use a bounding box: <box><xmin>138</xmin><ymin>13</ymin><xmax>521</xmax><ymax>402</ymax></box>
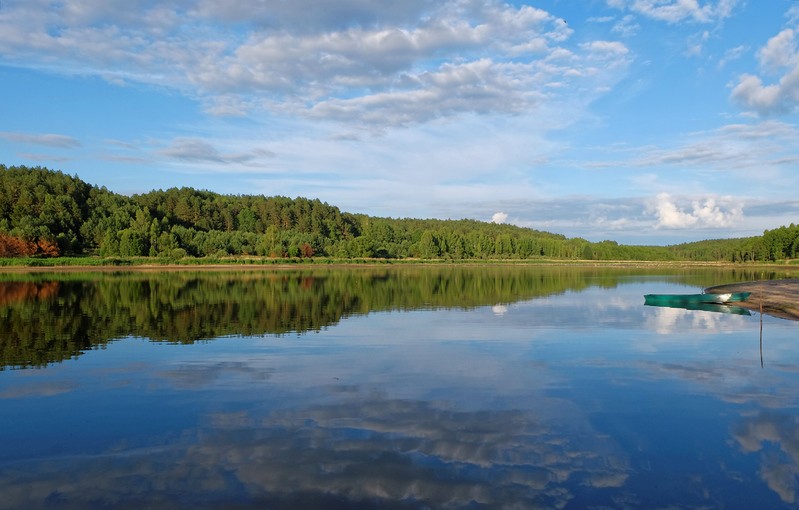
<box><xmin>706</xmin><ymin>279</ymin><xmax>799</xmax><ymax>321</ymax></box>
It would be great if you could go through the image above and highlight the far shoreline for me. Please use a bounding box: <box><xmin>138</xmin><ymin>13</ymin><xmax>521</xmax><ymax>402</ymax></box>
<box><xmin>1</xmin><ymin>257</ymin><xmax>799</xmax><ymax>273</ymax></box>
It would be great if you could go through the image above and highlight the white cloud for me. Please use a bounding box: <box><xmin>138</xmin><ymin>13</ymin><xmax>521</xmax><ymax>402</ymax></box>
<box><xmin>0</xmin><ymin>1</ymin><xmax>630</xmax><ymax>131</ymax></box>
<box><xmin>587</xmin><ymin>120</ymin><xmax>799</xmax><ymax>177</ymax></box>
<box><xmin>16</xmin><ymin>153</ymin><xmax>73</xmax><ymax>163</ymax></box>
<box><xmin>685</xmin><ymin>30</ymin><xmax>710</xmax><ymax>57</ymax></box>
<box><xmin>652</xmin><ymin>193</ymin><xmax>700</xmax><ymax>228</ymax></box>
<box><xmin>731</xmin><ymin>29</ymin><xmax>799</xmax><ymax>115</ymax></box>
<box><xmin>588</xmin><ymin>16</ymin><xmax>616</xmax><ymax>23</ymax></box>
<box><xmin>202</xmin><ymin>96</ymin><xmax>252</xmax><ymax>117</ymax></box>
<box><xmin>159</xmin><ymin>138</ymin><xmax>275</xmax><ymax>164</ymax></box>
<box><xmin>719</xmin><ymin>120</ymin><xmax>799</xmax><ymax>140</ymax></box>
<box><xmin>0</xmin><ymin>131</ymin><xmax>81</xmax><ymax>148</ymax></box>
<box><xmin>717</xmin><ymin>44</ymin><xmax>746</xmax><ymax>69</ymax></box>
<box><xmin>491</xmin><ymin>212</ymin><xmax>509</xmax><ymax>224</ymax></box>
<box><xmin>580</xmin><ymin>40</ymin><xmax>630</xmax><ymax>56</ymax></box>
<box><xmin>788</xmin><ymin>5</ymin><xmax>799</xmax><ymax>27</ymax></box>
<box><xmin>608</xmin><ymin>0</ymin><xmax>740</xmax><ymax>24</ymax></box>
<box><xmin>758</xmin><ymin>29</ymin><xmax>798</xmax><ymax>72</ymax></box>
<box><xmin>190</xmin><ymin>0</ymin><xmax>434</xmax><ymax>31</ymax></box>
<box><xmin>650</xmin><ymin>193</ymin><xmax>742</xmax><ymax>229</ymax></box>
<box><xmin>731</xmin><ymin>75</ymin><xmax>786</xmax><ymax>114</ymax></box>
<box><xmin>308</xmin><ymin>59</ymin><xmax>548</xmax><ymax>129</ymax></box>
<box><xmin>611</xmin><ymin>15</ymin><xmax>640</xmax><ymax>37</ymax></box>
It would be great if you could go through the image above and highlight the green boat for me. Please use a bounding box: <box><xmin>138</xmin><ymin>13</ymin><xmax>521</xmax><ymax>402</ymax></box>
<box><xmin>643</xmin><ymin>292</ymin><xmax>751</xmax><ymax>306</ymax></box>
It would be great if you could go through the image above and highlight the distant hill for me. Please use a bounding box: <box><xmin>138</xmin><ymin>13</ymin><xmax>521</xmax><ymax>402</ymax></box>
<box><xmin>0</xmin><ymin>164</ymin><xmax>796</xmax><ymax>262</ymax></box>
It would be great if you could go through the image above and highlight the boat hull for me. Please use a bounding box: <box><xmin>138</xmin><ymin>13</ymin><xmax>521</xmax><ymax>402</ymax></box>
<box><xmin>643</xmin><ymin>292</ymin><xmax>751</xmax><ymax>306</ymax></box>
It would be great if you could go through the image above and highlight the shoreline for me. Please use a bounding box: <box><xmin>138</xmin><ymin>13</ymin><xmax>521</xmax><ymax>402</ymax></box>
<box><xmin>0</xmin><ymin>258</ymin><xmax>798</xmax><ymax>273</ymax></box>
<box><xmin>706</xmin><ymin>279</ymin><xmax>799</xmax><ymax>322</ymax></box>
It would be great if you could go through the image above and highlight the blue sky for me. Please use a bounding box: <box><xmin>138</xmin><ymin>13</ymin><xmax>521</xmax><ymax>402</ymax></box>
<box><xmin>1</xmin><ymin>0</ymin><xmax>798</xmax><ymax>244</ymax></box>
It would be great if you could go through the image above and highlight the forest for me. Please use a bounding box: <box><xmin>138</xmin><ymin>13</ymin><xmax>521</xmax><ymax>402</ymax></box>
<box><xmin>0</xmin><ymin>164</ymin><xmax>797</xmax><ymax>262</ymax></box>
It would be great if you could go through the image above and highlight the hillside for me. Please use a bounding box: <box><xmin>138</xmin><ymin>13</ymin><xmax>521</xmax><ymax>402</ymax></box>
<box><xmin>0</xmin><ymin>165</ymin><xmax>796</xmax><ymax>262</ymax></box>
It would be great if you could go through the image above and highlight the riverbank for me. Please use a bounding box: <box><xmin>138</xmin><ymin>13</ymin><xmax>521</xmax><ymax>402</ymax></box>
<box><xmin>706</xmin><ymin>279</ymin><xmax>799</xmax><ymax>321</ymax></box>
<box><xmin>1</xmin><ymin>256</ymin><xmax>798</xmax><ymax>271</ymax></box>
<box><xmin>0</xmin><ymin>257</ymin><xmax>798</xmax><ymax>274</ymax></box>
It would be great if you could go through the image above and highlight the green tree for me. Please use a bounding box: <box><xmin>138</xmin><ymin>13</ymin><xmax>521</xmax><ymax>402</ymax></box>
<box><xmin>416</xmin><ymin>231</ymin><xmax>440</xmax><ymax>259</ymax></box>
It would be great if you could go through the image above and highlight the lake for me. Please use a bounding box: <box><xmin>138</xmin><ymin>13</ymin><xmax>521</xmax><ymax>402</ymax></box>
<box><xmin>0</xmin><ymin>266</ymin><xmax>797</xmax><ymax>509</ymax></box>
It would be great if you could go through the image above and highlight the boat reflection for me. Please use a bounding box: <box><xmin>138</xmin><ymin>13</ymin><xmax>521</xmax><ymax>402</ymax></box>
<box><xmin>644</xmin><ymin>301</ymin><xmax>752</xmax><ymax>316</ymax></box>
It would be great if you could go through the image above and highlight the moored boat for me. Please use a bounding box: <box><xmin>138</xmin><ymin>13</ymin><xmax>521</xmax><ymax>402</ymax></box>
<box><xmin>643</xmin><ymin>292</ymin><xmax>751</xmax><ymax>306</ymax></box>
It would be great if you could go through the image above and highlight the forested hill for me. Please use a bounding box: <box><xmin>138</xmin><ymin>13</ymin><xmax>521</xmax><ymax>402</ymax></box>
<box><xmin>0</xmin><ymin>164</ymin><xmax>796</xmax><ymax>262</ymax></box>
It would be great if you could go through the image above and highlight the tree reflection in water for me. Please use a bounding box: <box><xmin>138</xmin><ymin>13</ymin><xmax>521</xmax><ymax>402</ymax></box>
<box><xmin>0</xmin><ymin>266</ymin><xmax>773</xmax><ymax>369</ymax></box>
<box><xmin>0</xmin><ymin>266</ymin><xmax>798</xmax><ymax>509</ymax></box>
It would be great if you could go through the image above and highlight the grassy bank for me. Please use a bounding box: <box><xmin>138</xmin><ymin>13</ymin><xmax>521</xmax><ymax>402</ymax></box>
<box><xmin>2</xmin><ymin>255</ymin><xmax>799</xmax><ymax>271</ymax></box>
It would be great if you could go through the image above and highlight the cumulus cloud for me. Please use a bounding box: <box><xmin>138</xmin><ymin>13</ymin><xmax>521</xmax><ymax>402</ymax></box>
<box><xmin>309</xmin><ymin>59</ymin><xmax>545</xmax><ymax>128</ymax></box>
<box><xmin>652</xmin><ymin>193</ymin><xmax>700</xmax><ymax>228</ymax></box>
<box><xmin>650</xmin><ymin>193</ymin><xmax>742</xmax><ymax>229</ymax></box>
<box><xmin>732</xmin><ymin>29</ymin><xmax>799</xmax><ymax>116</ymax></box>
<box><xmin>759</xmin><ymin>29</ymin><xmax>798</xmax><ymax>72</ymax></box>
<box><xmin>491</xmin><ymin>211</ymin><xmax>509</xmax><ymax>224</ymax></box>
<box><xmin>0</xmin><ymin>1</ymin><xmax>630</xmax><ymax>130</ymax></box>
<box><xmin>467</xmin><ymin>197</ymin><xmax>661</xmax><ymax>242</ymax></box>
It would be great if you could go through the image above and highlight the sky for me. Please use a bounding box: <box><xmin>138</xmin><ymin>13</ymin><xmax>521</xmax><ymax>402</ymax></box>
<box><xmin>1</xmin><ymin>0</ymin><xmax>798</xmax><ymax>245</ymax></box>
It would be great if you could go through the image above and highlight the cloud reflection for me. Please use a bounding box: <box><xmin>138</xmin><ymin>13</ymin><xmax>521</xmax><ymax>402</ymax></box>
<box><xmin>646</xmin><ymin>306</ymin><xmax>749</xmax><ymax>335</ymax></box>
<box><xmin>0</xmin><ymin>392</ymin><xmax>629</xmax><ymax>509</ymax></box>
<box><xmin>733</xmin><ymin>413</ymin><xmax>799</xmax><ymax>504</ymax></box>
<box><xmin>0</xmin><ymin>380</ymin><xmax>77</xmax><ymax>399</ymax></box>
<box><xmin>622</xmin><ymin>357</ymin><xmax>799</xmax><ymax>505</ymax></box>
<box><xmin>159</xmin><ymin>361</ymin><xmax>274</xmax><ymax>388</ymax></box>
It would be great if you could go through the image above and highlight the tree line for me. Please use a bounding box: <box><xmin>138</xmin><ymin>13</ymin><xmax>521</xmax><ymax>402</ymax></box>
<box><xmin>0</xmin><ymin>165</ymin><xmax>797</xmax><ymax>262</ymax></box>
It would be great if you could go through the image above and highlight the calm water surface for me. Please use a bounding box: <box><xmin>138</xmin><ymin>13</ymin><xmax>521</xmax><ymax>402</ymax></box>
<box><xmin>0</xmin><ymin>266</ymin><xmax>797</xmax><ymax>509</ymax></box>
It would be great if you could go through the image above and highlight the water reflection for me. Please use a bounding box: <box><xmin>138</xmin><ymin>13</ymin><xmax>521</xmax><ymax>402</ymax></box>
<box><xmin>0</xmin><ymin>399</ymin><xmax>624</xmax><ymax>509</ymax></box>
<box><xmin>0</xmin><ymin>266</ymin><xmax>775</xmax><ymax>370</ymax></box>
<box><xmin>0</xmin><ymin>342</ymin><xmax>631</xmax><ymax>510</ymax></box>
<box><xmin>3</xmin><ymin>351</ymin><xmax>797</xmax><ymax>509</ymax></box>
<box><xmin>646</xmin><ymin>305</ymin><xmax>751</xmax><ymax>335</ymax></box>
<box><xmin>734</xmin><ymin>412</ymin><xmax>799</xmax><ymax>504</ymax></box>
<box><xmin>1</xmin><ymin>267</ymin><xmax>798</xmax><ymax>509</ymax></box>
